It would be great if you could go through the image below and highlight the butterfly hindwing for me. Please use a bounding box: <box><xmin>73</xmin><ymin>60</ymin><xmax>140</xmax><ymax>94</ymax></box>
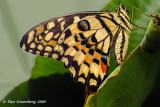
<box><xmin>62</xmin><ymin>26</ymin><xmax>122</xmax><ymax>86</ymax></box>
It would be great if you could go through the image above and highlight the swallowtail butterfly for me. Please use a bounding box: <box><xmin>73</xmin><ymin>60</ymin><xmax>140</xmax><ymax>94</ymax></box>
<box><xmin>20</xmin><ymin>4</ymin><xmax>132</xmax><ymax>87</ymax></box>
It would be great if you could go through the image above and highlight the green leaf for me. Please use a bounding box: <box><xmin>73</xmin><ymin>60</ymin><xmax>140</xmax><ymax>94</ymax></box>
<box><xmin>31</xmin><ymin>56</ymin><xmax>69</xmax><ymax>79</ymax></box>
<box><xmin>85</xmin><ymin>94</ymin><xmax>97</xmax><ymax>107</ymax></box>
<box><xmin>96</xmin><ymin>46</ymin><xmax>160</xmax><ymax>107</ymax></box>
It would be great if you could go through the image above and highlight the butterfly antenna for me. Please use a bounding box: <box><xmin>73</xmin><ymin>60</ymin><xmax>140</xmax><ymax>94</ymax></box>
<box><xmin>130</xmin><ymin>6</ymin><xmax>155</xmax><ymax>22</ymax></box>
<box><xmin>131</xmin><ymin>6</ymin><xmax>154</xmax><ymax>20</ymax></box>
<box><xmin>130</xmin><ymin>6</ymin><xmax>160</xmax><ymax>31</ymax></box>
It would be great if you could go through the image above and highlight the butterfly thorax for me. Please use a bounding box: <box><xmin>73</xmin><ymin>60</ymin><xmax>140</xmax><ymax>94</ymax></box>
<box><xmin>117</xmin><ymin>4</ymin><xmax>133</xmax><ymax>32</ymax></box>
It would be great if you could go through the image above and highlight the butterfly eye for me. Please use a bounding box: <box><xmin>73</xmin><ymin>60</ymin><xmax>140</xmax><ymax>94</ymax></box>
<box><xmin>120</xmin><ymin>4</ymin><xmax>126</xmax><ymax>10</ymax></box>
<box><xmin>78</xmin><ymin>20</ymin><xmax>90</xmax><ymax>31</ymax></box>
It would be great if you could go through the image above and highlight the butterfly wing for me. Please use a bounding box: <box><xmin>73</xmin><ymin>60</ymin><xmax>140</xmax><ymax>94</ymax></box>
<box><xmin>20</xmin><ymin>11</ymin><xmax>121</xmax><ymax>86</ymax></box>
<box><xmin>20</xmin><ymin>11</ymin><xmax>105</xmax><ymax>55</ymax></box>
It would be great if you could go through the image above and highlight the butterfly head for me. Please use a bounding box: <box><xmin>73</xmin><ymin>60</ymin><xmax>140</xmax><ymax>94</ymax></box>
<box><xmin>117</xmin><ymin>4</ymin><xmax>132</xmax><ymax>30</ymax></box>
<box><xmin>118</xmin><ymin>4</ymin><xmax>129</xmax><ymax>15</ymax></box>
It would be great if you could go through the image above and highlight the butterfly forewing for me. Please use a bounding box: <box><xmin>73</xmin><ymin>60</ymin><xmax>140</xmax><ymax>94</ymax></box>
<box><xmin>20</xmin><ymin>5</ymin><xmax>133</xmax><ymax>86</ymax></box>
<box><xmin>20</xmin><ymin>12</ymin><xmax>105</xmax><ymax>55</ymax></box>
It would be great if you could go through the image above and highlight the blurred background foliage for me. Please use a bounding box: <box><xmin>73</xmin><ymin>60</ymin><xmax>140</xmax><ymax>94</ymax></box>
<box><xmin>0</xmin><ymin>0</ymin><xmax>160</xmax><ymax>107</ymax></box>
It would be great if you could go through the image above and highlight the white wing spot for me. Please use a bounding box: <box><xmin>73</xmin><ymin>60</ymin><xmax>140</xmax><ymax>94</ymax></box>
<box><xmin>38</xmin><ymin>35</ymin><xmax>43</xmax><ymax>40</ymax></box>
<box><xmin>79</xmin><ymin>64</ymin><xmax>89</xmax><ymax>78</ymax></box>
<box><xmin>54</xmin><ymin>45</ymin><xmax>59</xmax><ymax>51</ymax></box>
<box><xmin>44</xmin><ymin>30</ymin><xmax>49</xmax><ymax>34</ymax></box>
<box><xmin>89</xmin><ymin>79</ymin><xmax>97</xmax><ymax>86</ymax></box>
<box><xmin>45</xmin><ymin>46</ymin><xmax>52</xmax><ymax>52</ymax></box>
<box><xmin>44</xmin><ymin>52</ymin><xmax>49</xmax><ymax>56</ymax></box>
<box><xmin>36</xmin><ymin>51</ymin><xmax>40</xmax><ymax>54</ymax></box>
<box><xmin>47</xmin><ymin>22</ymin><xmax>55</xmax><ymax>30</ymax></box>
<box><xmin>29</xmin><ymin>50</ymin><xmax>33</xmax><ymax>53</ymax></box>
<box><xmin>61</xmin><ymin>57</ymin><xmax>69</xmax><ymax>66</ymax></box>
<box><xmin>64</xmin><ymin>36</ymin><xmax>76</xmax><ymax>46</ymax></box>
<box><xmin>27</xmin><ymin>31</ymin><xmax>35</xmax><ymax>43</ymax></box>
<box><xmin>52</xmin><ymin>54</ymin><xmax>58</xmax><ymax>59</ymax></box>
<box><xmin>73</xmin><ymin>16</ymin><xmax>80</xmax><ymax>23</ymax></box>
<box><xmin>58</xmin><ymin>46</ymin><xmax>64</xmax><ymax>55</ymax></box>
<box><xmin>61</xmin><ymin>21</ymin><xmax>65</xmax><ymax>31</ymax></box>
<box><xmin>30</xmin><ymin>42</ymin><xmax>36</xmax><ymax>48</ymax></box>
<box><xmin>58</xmin><ymin>33</ymin><xmax>65</xmax><ymax>44</ymax></box>
<box><xmin>58</xmin><ymin>17</ymin><xmax>64</xmax><ymax>22</ymax></box>
<box><xmin>53</xmin><ymin>33</ymin><xmax>59</xmax><ymax>39</ymax></box>
<box><xmin>73</xmin><ymin>51</ymin><xmax>85</xmax><ymax>65</ymax></box>
<box><xmin>69</xmin><ymin>67</ymin><xmax>76</xmax><ymax>78</ymax></box>
<box><xmin>90</xmin><ymin>62</ymin><xmax>101</xmax><ymax>78</ymax></box>
<box><xmin>78</xmin><ymin>77</ymin><xmax>85</xmax><ymax>84</ymax></box>
<box><xmin>45</xmin><ymin>32</ymin><xmax>53</xmax><ymax>41</ymax></box>
<box><xmin>64</xmin><ymin>47</ymin><xmax>77</xmax><ymax>56</ymax></box>
<box><xmin>22</xmin><ymin>44</ymin><xmax>26</xmax><ymax>50</ymax></box>
<box><xmin>37</xmin><ymin>44</ymin><xmax>44</xmax><ymax>50</ymax></box>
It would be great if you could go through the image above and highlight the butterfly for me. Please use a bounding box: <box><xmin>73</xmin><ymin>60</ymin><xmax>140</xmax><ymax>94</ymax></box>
<box><xmin>20</xmin><ymin>4</ymin><xmax>133</xmax><ymax>87</ymax></box>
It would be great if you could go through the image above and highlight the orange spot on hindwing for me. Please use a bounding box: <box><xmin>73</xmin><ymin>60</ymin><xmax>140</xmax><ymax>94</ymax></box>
<box><xmin>101</xmin><ymin>61</ymin><xmax>107</xmax><ymax>74</ymax></box>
